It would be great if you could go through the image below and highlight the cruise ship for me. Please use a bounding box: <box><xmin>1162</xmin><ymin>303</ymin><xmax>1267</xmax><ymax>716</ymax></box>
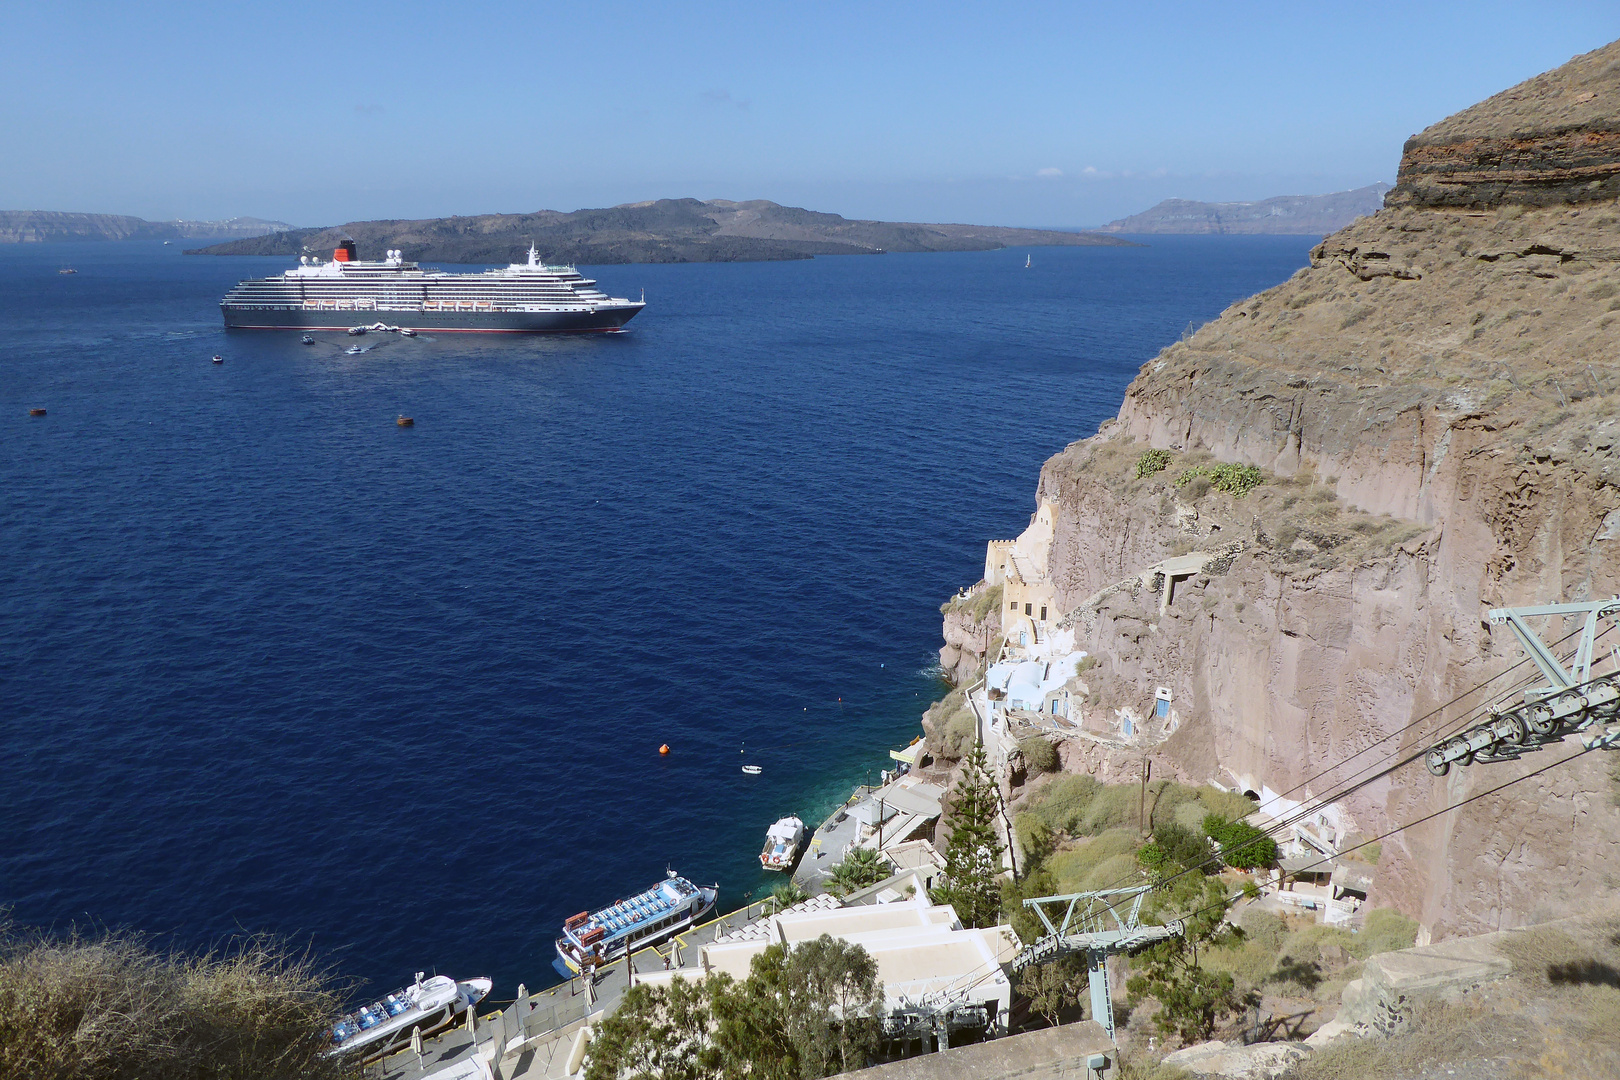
<box><xmin>553</xmin><ymin>872</ymin><xmax>716</xmax><ymax>977</ymax></box>
<box><xmin>219</xmin><ymin>240</ymin><xmax>645</xmax><ymax>333</ymax></box>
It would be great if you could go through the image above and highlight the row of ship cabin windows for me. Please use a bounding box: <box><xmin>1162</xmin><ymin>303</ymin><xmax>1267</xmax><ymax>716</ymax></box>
<box><xmin>1011</xmin><ymin>600</ymin><xmax>1047</xmax><ymax>621</ymax></box>
<box><xmin>631</xmin><ymin>911</ymin><xmax>687</xmax><ymax>938</ymax></box>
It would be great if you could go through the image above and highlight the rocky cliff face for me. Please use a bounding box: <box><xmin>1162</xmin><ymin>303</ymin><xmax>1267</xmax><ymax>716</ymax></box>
<box><xmin>1387</xmin><ymin>41</ymin><xmax>1620</xmax><ymax>209</ymax></box>
<box><xmin>961</xmin><ymin>40</ymin><xmax>1620</xmax><ymax>940</ymax></box>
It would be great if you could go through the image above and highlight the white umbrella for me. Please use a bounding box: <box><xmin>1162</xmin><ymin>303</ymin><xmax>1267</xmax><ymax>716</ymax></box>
<box><xmin>410</xmin><ymin>1025</ymin><xmax>424</xmax><ymax>1068</ymax></box>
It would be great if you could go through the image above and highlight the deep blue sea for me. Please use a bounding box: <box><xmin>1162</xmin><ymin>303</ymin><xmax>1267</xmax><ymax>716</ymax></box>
<box><xmin>0</xmin><ymin>235</ymin><xmax>1311</xmax><ymax>996</ymax></box>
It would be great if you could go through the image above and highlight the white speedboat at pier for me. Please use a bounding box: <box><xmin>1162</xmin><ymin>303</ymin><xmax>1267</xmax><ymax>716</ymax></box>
<box><xmin>760</xmin><ymin>816</ymin><xmax>805</xmax><ymax>872</ymax></box>
<box><xmin>326</xmin><ymin>972</ymin><xmax>492</xmax><ymax>1059</ymax></box>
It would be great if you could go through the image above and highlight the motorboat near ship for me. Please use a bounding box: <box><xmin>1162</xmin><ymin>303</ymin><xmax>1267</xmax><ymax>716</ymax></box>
<box><xmin>220</xmin><ymin>240</ymin><xmax>645</xmax><ymax>334</ymax></box>
<box><xmin>326</xmin><ymin>972</ymin><xmax>492</xmax><ymax>1060</ymax></box>
<box><xmin>553</xmin><ymin>872</ymin><xmax>716</xmax><ymax>978</ymax></box>
<box><xmin>759</xmin><ymin>816</ymin><xmax>805</xmax><ymax>872</ymax></box>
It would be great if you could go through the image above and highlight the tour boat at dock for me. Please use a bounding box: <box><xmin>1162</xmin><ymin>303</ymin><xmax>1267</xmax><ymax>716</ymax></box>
<box><xmin>759</xmin><ymin>816</ymin><xmax>805</xmax><ymax>872</ymax></box>
<box><xmin>326</xmin><ymin>972</ymin><xmax>492</xmax><ymax>1060</ymax></box>
<box><xmin>553</xmin><ymin>872</ymin><xmax>717</xmax><ymax>977</ymax></box>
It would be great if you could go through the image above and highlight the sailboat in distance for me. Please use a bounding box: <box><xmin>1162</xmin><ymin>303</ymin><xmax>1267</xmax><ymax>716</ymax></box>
<box><xmin>1025</xmin><ymin>254</ymin><xmax>1031</xmax><ymax>268</ymax></box>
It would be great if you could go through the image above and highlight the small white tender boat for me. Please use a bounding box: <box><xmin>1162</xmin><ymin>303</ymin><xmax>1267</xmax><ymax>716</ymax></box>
<box><xmin>759</xmin><ymin>815</ymin><xmax>805</xmax><ymax>872</ymax></box>
<box><xmin>326</xmin><ymin>972</ymin><xmax>492</xmax><ymax>1059</ymax></box>
<box><xmin>742</xmin><ymin>764</ymin><xmax>762</xmax><ymax>775</ymax></box>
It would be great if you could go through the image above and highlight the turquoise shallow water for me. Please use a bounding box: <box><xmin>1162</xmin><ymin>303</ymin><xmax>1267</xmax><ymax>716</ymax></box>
<box><xmin>0</xmin><ymin>235</ymin><xmax>1312</xmax><ymax>994</ymax></box>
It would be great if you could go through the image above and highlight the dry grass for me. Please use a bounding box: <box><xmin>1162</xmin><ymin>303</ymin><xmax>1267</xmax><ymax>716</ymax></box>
<box><xmin>1116</xmin><ymin>1053</ymin><xmax>1194</xmax><ymax>1080</ymax></box>
<box><xmin>940</xmin><ymin>583</ymin><xmax>1002</xmax><ymax>624</ymax></box>
<box><xmin>1287</xmin><ymin>996</ymin><xmax>1534</xmax><ymax>1080</ymax></box>
<box><xmin>1054</xmin><ymin>438</ymin><xmax>1430</xmax><ymax>573</ymax></box>
<box><xmin>1044</xmin><ymin>828</ymin><xmax>1144</xmax><ymax>894</ymax></box>
<box><xmin>923</xmin><ymin>688</ymin><xmax>978</xmax><ymax>761</ymax></box>
<box><xmin>0</xmin><ymin>919</ymin><xmax>353</xmax><ymax>1080</ymax></box>
<box><xmin>1287</xmin><ymin>919</ymin><xmax>1620</xmax><ymax>1079</ymax></box>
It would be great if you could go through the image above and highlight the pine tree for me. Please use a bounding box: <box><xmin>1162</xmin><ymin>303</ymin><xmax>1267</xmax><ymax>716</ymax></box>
<box><xmin>934</xmin><ymin>741</ymin><xmax>1006</xmax><ymax>928</ymax></box>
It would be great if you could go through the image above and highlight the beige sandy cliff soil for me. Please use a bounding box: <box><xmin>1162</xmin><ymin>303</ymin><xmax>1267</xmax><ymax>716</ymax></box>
<box><xmin>958</xmin><ymin>39</ymin><xmax>1620</xmax><ymax>943</ymax></box>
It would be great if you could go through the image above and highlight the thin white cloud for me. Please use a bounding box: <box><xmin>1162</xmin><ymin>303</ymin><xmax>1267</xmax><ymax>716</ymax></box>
<box><xmin>1036</xmin><ymin>167</ymin><xmax>1063</xmax><ymax>178</ymax></box>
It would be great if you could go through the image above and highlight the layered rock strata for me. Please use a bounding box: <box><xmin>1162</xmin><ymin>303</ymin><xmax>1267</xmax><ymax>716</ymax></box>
<box><xmin>1388</xmin><ymin>41</ymin><xmax>1620</xmax><ymax>208</ymax></box>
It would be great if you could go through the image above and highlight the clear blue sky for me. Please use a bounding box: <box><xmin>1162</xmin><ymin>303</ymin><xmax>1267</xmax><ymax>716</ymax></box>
<box><xmin>2</xmin><ymin>2</ymin><xmax>1615</xmax><ymax>227</ymax></box>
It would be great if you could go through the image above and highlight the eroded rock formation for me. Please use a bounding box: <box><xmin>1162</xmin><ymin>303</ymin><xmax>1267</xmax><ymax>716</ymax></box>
<box><xmin>954</xmin><ymin>40</ymin><xmax>1620</xmax><ymax>940</ymax></box>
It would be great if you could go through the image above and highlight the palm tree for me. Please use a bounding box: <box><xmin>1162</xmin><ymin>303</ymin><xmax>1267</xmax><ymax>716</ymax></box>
<box><xmin>826</xmin><ymin>847</ymin><xmax>888</xmax><ymax>897</ymax></box>
<box><xmin>769</xmin><ymin>880</ymin><xmax>808</xmax><ymax>913</ymax></box>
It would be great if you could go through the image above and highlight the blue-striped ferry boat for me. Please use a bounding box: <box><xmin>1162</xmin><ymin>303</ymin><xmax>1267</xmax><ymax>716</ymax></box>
<box><xmin>553</xmin><ymin>872</ymin><xmax>717</xmax><ymax>977</ymax></box>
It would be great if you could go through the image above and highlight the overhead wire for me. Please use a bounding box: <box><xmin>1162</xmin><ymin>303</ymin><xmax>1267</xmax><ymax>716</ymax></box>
<box><xmin>1159</xmin><ymin>739</ymin><xmax>1604</xmax><ymax>936</ymax></box>
<box><xmin>1045</xmin><ymin>618</ymin><xmax>1613</xmax><ymax>906</ymax></box>
<box><xmin>916</xmin><ymin>736</ymin><xmax>1609</xmax><ymax>1012</ymax></box>
<box><xmin>910</xmin><ymin>620</ymin><xmax>1620</xmax><ymax>1004</ymax></box>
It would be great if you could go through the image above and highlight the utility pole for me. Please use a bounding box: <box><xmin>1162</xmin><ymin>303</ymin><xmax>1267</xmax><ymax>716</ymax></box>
<box><xmin>1139</xmin><ymin>758</ymin><xmax>1151</xmax><ymax>837</ymax></box>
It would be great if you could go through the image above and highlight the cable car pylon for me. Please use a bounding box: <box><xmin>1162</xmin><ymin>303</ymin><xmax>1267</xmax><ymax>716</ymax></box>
<box><xmin>1011</xmin><ymin>886</ymin><xmax>1183</xmax><ymax>1041</ymax></box>
<box><xmin>1426</xmin><ymin>598</ymin><xmax>1620</xmax><ymax>776</ymax></box>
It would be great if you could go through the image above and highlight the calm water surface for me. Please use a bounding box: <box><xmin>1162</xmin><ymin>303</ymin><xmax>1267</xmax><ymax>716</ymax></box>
<box><xmin>0</xmin><ymin>235</ymin><xmax>1312</xmax><ymax>993</ymax></box>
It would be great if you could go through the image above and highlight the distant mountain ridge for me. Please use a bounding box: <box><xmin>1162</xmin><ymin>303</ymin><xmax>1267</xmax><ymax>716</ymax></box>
<box><xmin>0</xmin><ymin>211</ymin><xmax>293</xmax><ymax>244</ymax></box>
<box><xmin>188</xmin><ymin>198</ymin><xmax>1135</xmax><ymax>264</ymax></box>
<box><xmin>1098</xmin><ymin>184</ymin><xmax>1390</xmax><ymax>235</ymax></box>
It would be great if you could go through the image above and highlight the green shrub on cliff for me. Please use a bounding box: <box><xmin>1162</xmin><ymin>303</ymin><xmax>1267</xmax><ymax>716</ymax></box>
<box><xmin>1203</xmin><ymin>815</ymin><xmax>1277</xmax><ymax>870</ymax></box>
<box><xmin>1352</xmin><ymin>908</ymin><xmax>1419</xmax><ymax>959</ymax></box>
<box><xmin>942</xmin><ymin>709</ymin><xmax>978</xmax><ymax>760</ymax></box>
<box><xmin>1135</xmin><ymin>448</ymin><xmax>1173</xmax><ymax>479</ymax></box>
<box><xmin>940</xmin><ymin>583</ymin><xmax>1002</xmax><ymax>624</ymax></box>
<box><xmin>1175</xmin><ymin>462</ymin><xmax>1265</xmax><ymax>498</ymax></box>
<box><xmin>1018</xmin><ymin>735</ymin><xmax>1059</xmax><ymax>774</ymax></box>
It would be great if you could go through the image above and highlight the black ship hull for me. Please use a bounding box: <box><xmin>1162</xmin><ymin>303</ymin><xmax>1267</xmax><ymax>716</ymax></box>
<box><xmin>221</xmin><ymin>304</ymin><xmax>642</xmax><ymax>333</ymax></box>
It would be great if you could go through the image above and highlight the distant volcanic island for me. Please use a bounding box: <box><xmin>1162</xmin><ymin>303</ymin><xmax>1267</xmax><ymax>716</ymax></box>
<box><xmin>187</xmin><ymin>198</ymin><xmax>1136</xmax><ymax>264</ymax></box>
<box><xmin>1098</xmin><ymin>183</ymin><xmax>1391</xmax><ymax>235</ymax></box>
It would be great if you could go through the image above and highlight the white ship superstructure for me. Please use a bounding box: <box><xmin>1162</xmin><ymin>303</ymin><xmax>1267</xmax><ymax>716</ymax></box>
<box><xmin>220</xmin><ymin>241</ymin><xmax>645</xmax><ymax>333</ymax></box>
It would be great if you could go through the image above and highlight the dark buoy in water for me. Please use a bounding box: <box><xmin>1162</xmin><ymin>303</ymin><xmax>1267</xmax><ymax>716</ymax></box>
<box><xmin>396</xmin><ymin>415</ymin><xmax>414</xmax><ymax>427</ymax></box>
<box><xmin>28</xmin><ymin>408</ymin><xmax>46</xmax><ymax>417</ymax></box>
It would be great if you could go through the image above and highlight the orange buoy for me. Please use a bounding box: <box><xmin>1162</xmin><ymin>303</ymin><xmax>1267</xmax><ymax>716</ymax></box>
<box><xmin>658</xmin><ymin>744</ymin><xmax>670</xmax><ymax>756</ymax></box>
<box><xmin>28</xmin><ymin>408</ymin><xmax>47</xmax><ymax>417</ymax></box>
<box><xmin>397</xmin><ymin>415</ymin><xmax>414</xmax><ymax>427</ymax></box>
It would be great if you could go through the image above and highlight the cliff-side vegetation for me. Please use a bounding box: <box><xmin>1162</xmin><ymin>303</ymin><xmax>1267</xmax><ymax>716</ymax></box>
<box><xmin>1003</xmin><ymin>775</ymin><xmax>1423</xmax><ymax>1046</ymax></box>
<box><xmin>583</xmin><ymin>936</ymin><xmax>883</xmax><ymax>1080</ymax></box>
<box><xmin>1058</xmin><ymin>439</ymin><xmax>1431</xmax><ymax>572</ymax></box>
<box><xmin>940</xmin><ymin>583</ymin><xmax>1002</xmax><ymax>622</ymax></box>
<box><xmin>0</xmin><ymin>920</ymin><xmax>351</xmax><ymax>1080</ymax></box>
<box><xmin>922</xmin><ymin>686</ymin><xmax>979</xmax><ymax>761</ymax></box>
